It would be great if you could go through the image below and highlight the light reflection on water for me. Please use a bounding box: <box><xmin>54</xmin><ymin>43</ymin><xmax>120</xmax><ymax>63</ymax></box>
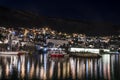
<box><xmin>0</xmin><ymin>54</ymin><xmax>120</xmax><ymax>80</ymax></box>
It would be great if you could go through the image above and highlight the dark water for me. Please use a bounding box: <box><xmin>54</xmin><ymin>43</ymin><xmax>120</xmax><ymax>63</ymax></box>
<box><xmin>0</xmin><ymin>54</ymin><xmax>120</xmax><ymax>80</ymax></box>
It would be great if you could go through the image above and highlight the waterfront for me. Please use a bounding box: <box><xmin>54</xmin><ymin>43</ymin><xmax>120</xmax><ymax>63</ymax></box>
<box><xmin>0</xmin><ymin>53</ymin><xmax>119</xmax><ymax>80</ymax></box>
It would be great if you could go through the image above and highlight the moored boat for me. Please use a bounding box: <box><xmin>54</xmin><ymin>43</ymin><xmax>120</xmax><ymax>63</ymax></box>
<box><xmin>48</xmin><ymin>50</ymin><xmax>68</xmax><ymax>57</ymax></box>
<box><xmin>0</xmin><ymin>51</ymin><xmax>27</xmax><ymax>55</ymax></box>
<box><xmin>50</xmin><ymin>54</ymin><xmax>64</xmax><ymax>57</ymax></box>
<box><xmin>69</xmin><ymin>52</ymin><xmax>101</xmax><ymax>58</ymax></box>
<box><xmin>108</xmin><ymin>51</ymin><xmax>119</xmax><ymax>54</ymax></box>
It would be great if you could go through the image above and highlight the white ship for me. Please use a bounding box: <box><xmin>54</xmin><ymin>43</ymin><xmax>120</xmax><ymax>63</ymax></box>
<box><xmin>0</xmin><ymin>51</ymin><xmax>27</xmax><ymax>55</ymax></box>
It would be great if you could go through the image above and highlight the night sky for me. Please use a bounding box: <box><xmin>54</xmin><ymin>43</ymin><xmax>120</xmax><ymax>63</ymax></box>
<box><xmin>0</xmin><ymin>0</ymin><xmax>120</xmax><ymax>24</ymax></box>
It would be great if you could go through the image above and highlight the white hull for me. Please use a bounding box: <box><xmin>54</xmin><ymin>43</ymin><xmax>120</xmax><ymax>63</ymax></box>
<box><xmin>0</xmin><ymin>51</ymin><xmax>27</xmax><ymax>55</ymax></box>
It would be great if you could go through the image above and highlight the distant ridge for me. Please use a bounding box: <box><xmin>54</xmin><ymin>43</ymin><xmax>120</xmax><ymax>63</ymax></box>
<box><xmin>0</xmin><ymin>6</ymin><xmax>119</xmax><ymax>36</ymax></box>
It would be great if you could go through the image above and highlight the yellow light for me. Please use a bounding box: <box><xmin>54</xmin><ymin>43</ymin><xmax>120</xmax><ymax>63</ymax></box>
<box><xmin>51</xmin><ymin>31</ymin><xmax>55</xmax><ymax>34</ymax></box>
<box><xmin>59</xmin><ymin>32</ymin><xmax>62</xmax><ymax>35</ymax></box>
<box><xmin>45</xmin><ymin>27</ymin><xmax>48</xmax><ymax>30</ymax></box>
<box><xmin>64</xmin><ymin>33</ymin><xmax>67</xmax><ymax>36</ymax></box>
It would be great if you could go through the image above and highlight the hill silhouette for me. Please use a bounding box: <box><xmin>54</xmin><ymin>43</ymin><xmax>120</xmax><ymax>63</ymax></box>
<box><xmin>0</xmin><ymin>6</ymin><xmax>119</xmax><ymax>36</ymax></box>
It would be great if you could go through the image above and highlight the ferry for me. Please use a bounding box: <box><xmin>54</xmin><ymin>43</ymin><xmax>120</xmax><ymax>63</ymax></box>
<box><xmin>48</xmin><ymin>50</ymin><xmax>68</xmax><ymax>57</ymax></box>
<box><xmin>108</xmin><ymin>51</ymin><xmax>119</xmax><ymax>54</ymax></box>
<box><xmin>69</xmin><ymin>52</ymin><xmax>101</xmax><ymax>58</ymax></box>
<box><xmin>0</xmin><ymin>51</ymin><xmax>28</xmax><ymax>55</ymax></box>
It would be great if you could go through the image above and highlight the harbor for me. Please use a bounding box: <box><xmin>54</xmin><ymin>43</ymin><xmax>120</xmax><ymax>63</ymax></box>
<box><xmin>0</xmin><ymin>27</ymin><xmax>119</xmax><ymax>80</ymax></box>
<box><xmin>0</xmin><ymin>27</ymin><xmax>119</xmax><ymax>56</ymax></box>
<box><xmin>0</xmin><ymin>1</ymin><xmax>120</xmax><ymax>79</ymax></box>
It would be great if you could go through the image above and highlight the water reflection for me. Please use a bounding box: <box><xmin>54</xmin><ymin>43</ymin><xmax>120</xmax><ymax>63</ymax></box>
<box><xmin>0</xmin><ymin>54</ymin><xmax>120</xmax><ymax>79</ymax></box>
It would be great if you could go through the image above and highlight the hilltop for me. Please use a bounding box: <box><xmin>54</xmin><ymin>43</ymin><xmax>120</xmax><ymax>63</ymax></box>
<box><xmin>0</xmin><ymin>6</ymin><xmax>119</xmax><ymax>36</ymax></box>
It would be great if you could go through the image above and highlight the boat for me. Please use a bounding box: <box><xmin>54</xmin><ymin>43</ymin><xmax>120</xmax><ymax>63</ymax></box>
<box><xmin>0</xmin><ymin>51</ymin><xmax>27</xmax><ymax>55</ymax></box>
<box><xmin>48</xmin><ymin>50</ymin><xmax>68</xmax><ymax>57</ymax></box>
<box><xmin>69</xmin><ymin>52</ymin><xmax>101</xmax><ymax>58</ymax></box>
<box><xmin>108</xmin><ymin>51</ymin><xmax>119</xmax><ymax>54</ymax></box>
<box><xmin>50</xmin><ymin>53</ymin><xmax>64</xmax><ymax>57</ymax></box>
